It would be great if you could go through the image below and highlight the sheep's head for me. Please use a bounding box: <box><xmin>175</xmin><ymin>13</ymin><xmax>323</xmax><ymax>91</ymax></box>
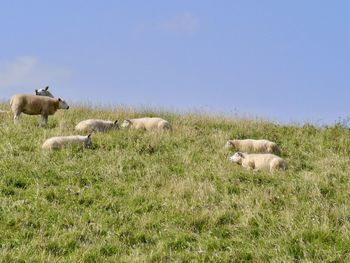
<box><xmin>35</xmin><ymin>86</ymin><xmax>54</xmax><ymax>97</ymax></box>
<box><xmin>121</xmin><ymin>119</ymin><xmax>131</xmax><ymax>128</ymax></box>
<box><xmin>229</xmin><ymin>152</ymin><xmax>244</xmax><ymax>164</ymax></box>
<box><xmin>224</xmin><ymin>140</ymin><xmax>235</xmax><ymax>150</ymax></box>
<box><xmin>58</xmin><ymin>98</ymin><xmax>69</xmax><ymax>110</ymax></box>
<box><xmin>84</xmin><ymin>134</ymin><xmax>93</xmax><ymax>148</ymax></box>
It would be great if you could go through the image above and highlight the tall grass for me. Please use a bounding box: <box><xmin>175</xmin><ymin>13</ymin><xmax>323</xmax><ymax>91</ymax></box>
<box><xmin>0</xmin><ymin>103</ymin><xmax>350</xmax><ymax>262</ymax></box>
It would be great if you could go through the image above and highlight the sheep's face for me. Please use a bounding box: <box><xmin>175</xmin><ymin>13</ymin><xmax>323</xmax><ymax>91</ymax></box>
<box><xmin>58</xmin><ymin>98</ymin><xmax>69</xmax><ymax>110</ymax></box>
<box><xmin>229</xmin><ymin>152</ymin><xmax>244</xmax><ymax>164</ymax></box>
<box><xmin>84</xmin><ymin>134</ymin><xmax>93</xmax><ymax>148</ymax></box>
<box><xmin>35</xmin><ymin>86</ymin><xmax>53</xmax><ymax>97</ymax></box>
<box><xmin>121</xmin><ymin>119</ymin><xmax>131</xmax><ymax>128</ymax></box>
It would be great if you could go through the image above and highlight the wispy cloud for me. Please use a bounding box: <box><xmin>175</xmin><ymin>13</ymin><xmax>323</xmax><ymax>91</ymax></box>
<box><xmin>160</xmin><ymin>12</ymin><xmax>199</xmax><ymax>33</ymax></box>
<box><xmin>0</xmin><ymin>56</ymin><xmax>72</xmax><ymax>90</ymax></box>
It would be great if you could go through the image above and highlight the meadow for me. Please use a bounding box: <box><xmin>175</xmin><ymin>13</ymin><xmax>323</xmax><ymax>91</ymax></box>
<box><xmin>0</xmin><ymin>103</ymin><xmax>350</xmax><ymax>262</ymax></box>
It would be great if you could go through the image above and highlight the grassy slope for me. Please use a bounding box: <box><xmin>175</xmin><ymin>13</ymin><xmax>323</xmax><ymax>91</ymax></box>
<box><xmin>0</xmin><ymin>104</ymin><xmax>350</xmax><ymax>262</ymax></box>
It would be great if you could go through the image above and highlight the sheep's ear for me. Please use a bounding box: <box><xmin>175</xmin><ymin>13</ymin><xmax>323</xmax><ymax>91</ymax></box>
<box><xmin>45</xmin><ymin>86</ymin><xmax>49</xmax><ymax>91</ymax></box>
<box><xmin>114</xmin><ymin>120</ymin><xmax>118</xmax><ymax>124</ymax></box>
<box><xmin>87</xmin><ymin>134</ymin><xmax>91</xmax><ymax>138</ymax></box>
<box><xmin>237</xmin><ymin>152</ymin><xmax>244</xmax><ymax>157</ymax></box>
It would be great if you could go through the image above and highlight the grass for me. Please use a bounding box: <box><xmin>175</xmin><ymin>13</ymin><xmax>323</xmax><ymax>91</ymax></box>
<box><xmin>0</xmin><ymin>103</ymin><xmax>350</xmax><ymax>262</ymax></box>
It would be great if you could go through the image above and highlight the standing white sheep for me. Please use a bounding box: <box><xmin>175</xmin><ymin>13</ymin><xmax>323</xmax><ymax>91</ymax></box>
<box><xmin>35</xmin><ymin>86</ymin><xmax>54</xmax><ymax>98</ymax></box>
<box><xmin>75</xmin><ymin>119</ymin><xmax>119</xmax><ymax>133</ymax></box>
<box><xmin>42</xmin><ymin>134</ymin><xmax>92</xmax><ymax>150</ymax></box>
<box><xmin>10</xmin><ymin>94</ymin><xmax>69</xmax><ymax>125</ymax></box>
<box><xmin>229</xmin><ymin>152</ymin><xmax>287</xmax><ymax>173</ymax></box>
<box><xmin>121</xmin><ymin>117</ymin><xmax>172</xmax><ymax>131</ymax></box>
<box><xmin>225</xmin><ymin>139</ymin><xmax>280</xmax><ymax>155</ymax></box>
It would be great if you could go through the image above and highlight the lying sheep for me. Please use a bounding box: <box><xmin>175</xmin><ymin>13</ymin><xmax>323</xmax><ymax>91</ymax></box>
<box><xmin>35</xmin><ymin>86</ymin><xmax>54</xmax><ymax>98</ymax></box>
<box><xmin>42</xmin><ymin>134</ymin><xmax>92</xmax><ymax>150</ymax></box>
<box><xmin>75</xmin><ymin>119</ymin><xmax>119</xmax><ymax>133</ymax></box>
<box><xmin>10</xmin><ymin>94</ymin><xmax>69</xmax><ymax>125</ymax></box>
<box><xmin>121</xmin><ymin>117</ymin><xmax>172</xmax><ymax>131</ymax></box>
<box><xmin>229</xmin><ymin>152</ymin><xmax>287</xmax><ymax>173</ymax></box>
<box><xmin>225</xmin><ymin>139</ymin><xmax>280</xmax><ymax>154</ymax></box>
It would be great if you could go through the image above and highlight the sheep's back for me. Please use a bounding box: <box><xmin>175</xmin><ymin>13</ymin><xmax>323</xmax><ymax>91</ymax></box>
<box><xmin>11</xmin><ymin>94</ymin><xmax>57</xmax><ymax>115</ymax></box>
<box><xmin>247</xmin><ymin>153</ymin><xmax>281</xmax><ymax>169</ymax></box>
<box><xmin>133</xmin><ymin>117</ymin><xmax>167</xmax><ymax>130</ymax></box>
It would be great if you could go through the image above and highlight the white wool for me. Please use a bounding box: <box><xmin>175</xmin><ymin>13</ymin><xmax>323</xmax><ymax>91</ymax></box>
<box><xmin>42</xmin><ymin>135</ymin><xmax>92</xmax><ymax>150</ymax></box>
<box><xmin>229</xmin><ymin>152</ymin><xmax>287</xmax><ymax>173</ymax></box>
<box><xmin>225</xmin><ymin>139</ymin><xmax>280</xmax><ymax>154</ymax></box>
<box><xmin>121</xmin><ymin>117</ymin><xmax>172</xmax><ymax>131</ymax></box>
<box><xmin>75</xmin><ymin>119</ymin><xmax>119</xmax><ymax>133</ymax></box>
<box><xmin>10</xmin><ymin>94</ymin><xmax>69</xmax><ymax>125</ymax></box>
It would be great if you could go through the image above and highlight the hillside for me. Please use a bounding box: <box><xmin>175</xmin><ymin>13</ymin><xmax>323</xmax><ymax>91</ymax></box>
<box><xmin>1</xmin><ymin>104</ymin><xmax>350</xmax><ymax>262</ymax></box>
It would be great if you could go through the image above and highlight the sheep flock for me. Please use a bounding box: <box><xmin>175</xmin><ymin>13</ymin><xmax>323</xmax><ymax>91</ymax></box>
<box><xmin>3</xmin><ymin>86</ymin><xmax>289</xmax><ymax>173</ymax></box>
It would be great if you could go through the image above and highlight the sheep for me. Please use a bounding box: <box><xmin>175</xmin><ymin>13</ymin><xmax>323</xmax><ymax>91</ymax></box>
<box><xmin>229</xmin><ymin>152</ymin><xmax>287</xmax><ymax>173</ymax></box>
<box><xmin>42</xmin><ymin>134</ymin><xmax>92</xmax><ymax>150</ymax></box>
<box><xmin>75</xmin><ymin>119</ymin><xmax>119</xmax><ymax>133</ymax></box>
<box><xmin>35</xmin><ymin>86</ymin><xmax>54</xmax><ymax>98</ymax></box>
<box><xmin>10</xmin><ymin>94</ymin><xmax>69</xmax><ymax>125</ymax></box>
<box><xmin>121</xmin><ymin>117</ymin><xmax>172</xmax><ymax>131</ymax></box>
<box><xmin>224</xmin><ymin>139</ymin><xmax>280</xmax><ymax>155</ymax></box>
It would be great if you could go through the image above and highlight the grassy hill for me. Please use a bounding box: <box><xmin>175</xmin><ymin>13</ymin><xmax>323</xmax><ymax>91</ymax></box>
<box><xmin>1</xmin><ymin>103</ymin><xmax>350</xmax><ymax>262</ymax></box>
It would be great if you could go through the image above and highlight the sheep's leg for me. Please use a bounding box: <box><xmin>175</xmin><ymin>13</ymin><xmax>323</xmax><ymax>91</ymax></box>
<box><xmin>41</xmin><ymin>115</ymin><xmax>48</xmax><ymax>126</ymax></box>
<box><xmin>252</xmin><ymin>169</ymin><xmax>259</xmax><ymax>175</ymax></box>
<box><xmin>269</xmin><ymin>160</ymin><xmax>279</xmax><ymax>173</ymax></box>
<box><xmin>242</xmin><ymin>161</ymin><xmax>255</xmax><ymax>172</ymax></box>
<box><xmin>247</xmin><ymin>160</ymin><xmax>255</xmax><ymax>170</ymax></box>
<box><xmin>13</xmin><ymin>112</ymin><xmax>20</xmax><ymax>124</ymax></box>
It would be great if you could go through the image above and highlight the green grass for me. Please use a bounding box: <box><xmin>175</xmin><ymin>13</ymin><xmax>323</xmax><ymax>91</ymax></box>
<box><xmin>1</xmin><ymin>104</ymin><xmax>350</xmax><ymax>262</ymax></box>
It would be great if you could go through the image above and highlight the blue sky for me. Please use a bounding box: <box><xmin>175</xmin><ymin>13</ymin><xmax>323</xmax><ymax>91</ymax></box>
<box><xmin>0</xmin><ymin>1</ymin><xmax>349</xmax><ymax>124</ymax></box>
